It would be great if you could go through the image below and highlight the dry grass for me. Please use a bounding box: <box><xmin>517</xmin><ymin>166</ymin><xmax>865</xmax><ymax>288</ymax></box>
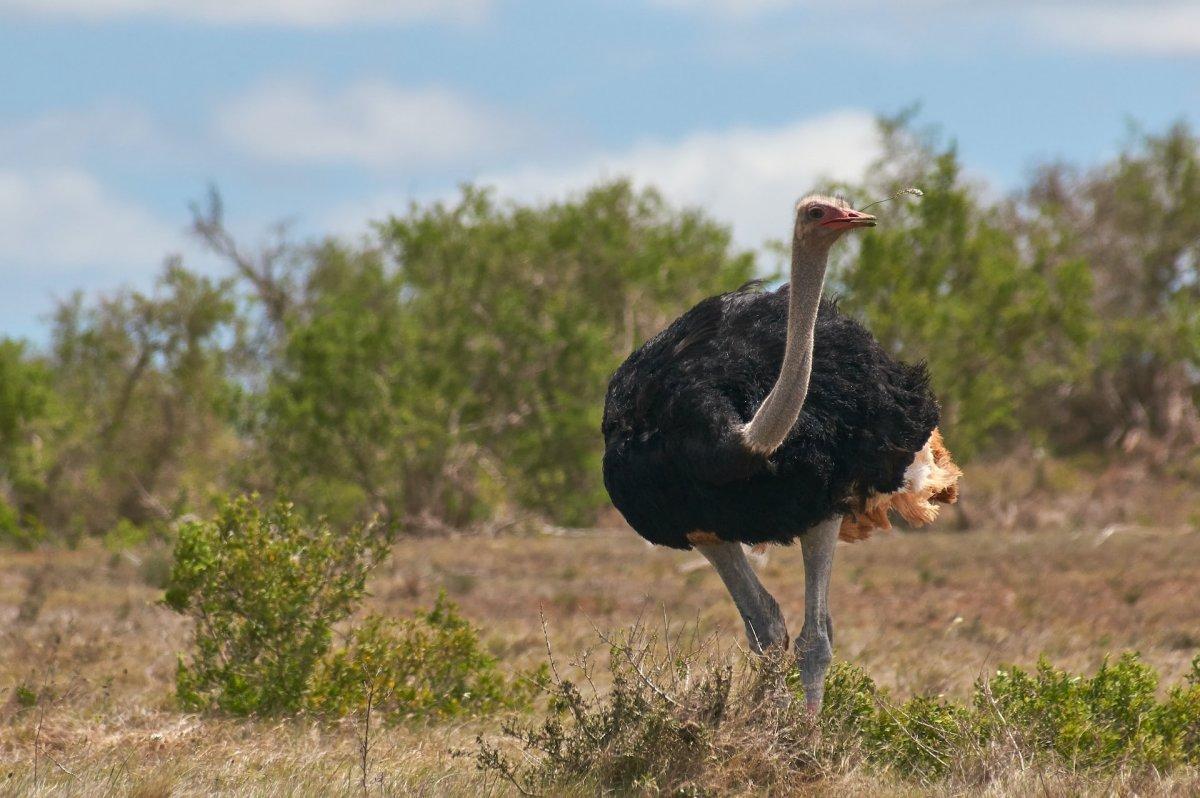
<box><xmin>3</xmin><ymin>463</ymin><xmax>1200</xmax><ymax>795</ymax></box>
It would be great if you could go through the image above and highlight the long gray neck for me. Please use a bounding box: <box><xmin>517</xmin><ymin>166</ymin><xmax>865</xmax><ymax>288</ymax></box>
<box><xmin>740</xmin><ymin>233</ymin><xmax>830</xmax><ymax>455</ymax></box>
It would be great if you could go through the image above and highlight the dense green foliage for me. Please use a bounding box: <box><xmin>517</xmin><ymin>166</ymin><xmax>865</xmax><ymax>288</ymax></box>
<box><xmin>2</xmin><ymin>119</ymin><xmax>1198</xmax><ymax>542</ymax></box>
<box><xmin>832</xmin><ymin>119</ymin><xmax>1095</xmax><ymax>458</ymax></box>
<box><xmin>823</xmin><ymin>653</ymin><xmax>1200</xmax><ymax>779</ymax></box>
<box><xmin>0</xmin><ymin>265</ymin><xmax>243</xmax><ymax>545</ymax></box>
<box><xmin>164</xmin><ymin>496</ymin><xmax>532</xmax><ymax>719</ymax></box>
<box><xmin>477</xmin><ymin>630</ymin><xmax>1200</xmax><ymax>794</ymax></box>
<box><xmin>310</xmin><ymin>594</ymin><xmax>541</xmax><ymax>720</ymax></box>
<box><xmin>0</xmin><ymin>339</ymin><xmax>52</xmax><ymax>545</ymax></box>
<box><xmin>165</xmin><ymin>496</ymin><xmax>390</xmax><ymax>715</ymax></box>
<box><xmin>266</xmin><ymin>184</ymin><xmax>754</xmax><ymax>529</ymax></box>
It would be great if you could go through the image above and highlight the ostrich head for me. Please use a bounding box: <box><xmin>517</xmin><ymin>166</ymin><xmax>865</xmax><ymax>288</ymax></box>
<box><xmin>794</xmin><ymin>195</ymin><xmax>876</xmax><ymax>245</ymax></box>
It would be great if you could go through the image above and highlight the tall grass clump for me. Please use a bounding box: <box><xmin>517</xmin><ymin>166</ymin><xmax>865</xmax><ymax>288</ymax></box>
<box><xmin>165</xmin><ymin>494</ymin><xmax>535</xmax><ymax>719</ymax></box>
<box><xmin>476</xmin><ymin>623</ymin><xmax>827</xmax><ymax>795</ymax></box>
<box><xmin>477</xmin><ymin>624</ymin><xmax>1200</xmax><ymax>794</ymax></box>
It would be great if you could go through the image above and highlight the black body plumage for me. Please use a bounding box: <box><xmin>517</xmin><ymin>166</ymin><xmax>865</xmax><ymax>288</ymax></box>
<box><xmin>601</xmin><ymin>283</ymin><xmax>940</xmax><ymax>549</ymax></box>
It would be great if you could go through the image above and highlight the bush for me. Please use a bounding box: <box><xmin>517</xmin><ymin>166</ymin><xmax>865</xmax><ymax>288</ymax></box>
<box><xmin>1020</xmin><ymin>122</ymin><xmax>1200</xmax><ymax>456</ymax></box>
<box><xmin>822</xmin><ymin>653</ymin><xmax>1200</xmax><ymax>781</ymax></box>
<box><xmin>979</xmin><ymin>653</ymin><xmax>1200</xmax><ymax>770</ymax></box>
<box><xmin>0</xmin><ymin>338</ymin><xmax>51</xmax><ymax>548</ymax></box>
<box><xmin>477</xmin><ymin>627</ymin><xmax>1200</xmax><ymax>793</ymax></box>
<box><xmin>310</xmin><ymin>593</ymin><xmax>541</xmax><ymax>720</ymax></box>
<box><xmin>164</xmin><ymin>495</ymin><xmax>391</xmax><ymax>715</ymax></box>
<box><xmin>35</xmin><ymin>266</ymin><xmax>242</xmax><ymax>538</ymax></box>
<box><xmin>0</xmin><ymin>497</ymin><xmax>43</xmax><ymax>549</ymax></box>
<box><xmin>165</xmin><ymin>494</ymin><xmax>535</xmax><ymax>720</ymax></box>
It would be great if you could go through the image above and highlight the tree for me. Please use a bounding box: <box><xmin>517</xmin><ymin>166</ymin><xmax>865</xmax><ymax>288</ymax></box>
<box><xmin>832</xmin><ymin>117</ymin><xmax>1094</xmax><ymax>459</ymax></box>
<box><xmin>1022</xmin><ymin>122</ymin><xmax>1200</xmax><ymax>458</ymax></box>
<box><xmin>33</xmin><ymin>262</ymin><xmax>245</xmax><ymax>537</ymax></box>
<box><xmin>265</xmin><ymin>181</ymin><xmax>756</xmax><ymax>529</ymax></box>
<box><xmin>0</xmin><ymin>339</ymin><xmax>52</xmax><ymax>544</ymax></box>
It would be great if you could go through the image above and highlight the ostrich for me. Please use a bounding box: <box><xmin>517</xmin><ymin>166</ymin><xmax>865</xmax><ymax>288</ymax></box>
<box><xmin>601</xmin><ymin>193</ymin><xmax>961</xmax><ymax>712</ymax></box>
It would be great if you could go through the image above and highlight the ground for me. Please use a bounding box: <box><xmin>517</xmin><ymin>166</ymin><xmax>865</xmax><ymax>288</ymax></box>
<box><xmin>3</xmin><ymin>480</ymin><xmax>1200</xmax><ymax>795</ymax></box>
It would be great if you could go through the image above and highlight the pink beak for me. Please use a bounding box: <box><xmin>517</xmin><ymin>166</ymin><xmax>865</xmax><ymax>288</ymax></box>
<box><xmin>820</xmin><ymin>207</ymin><xmax>877</xmax><ymax>231</ymax></box>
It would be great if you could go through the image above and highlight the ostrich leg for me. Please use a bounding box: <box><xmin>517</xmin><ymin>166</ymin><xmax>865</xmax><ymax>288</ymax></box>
<box><xmin>695</xmin><ymin>541</ymin><xmax>788</xmax><ymax>653</ymax></box>
<box><xmin>796</xmin><ymin>515</ymin><xmax>841</xmax><ymax>713</ymax></box>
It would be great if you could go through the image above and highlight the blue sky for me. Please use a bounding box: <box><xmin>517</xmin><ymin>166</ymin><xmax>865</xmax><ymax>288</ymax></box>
<box><xmin>2</xmin><ymin>0</ymin><xmax>1198</xmax><ymax>341</ymax></box>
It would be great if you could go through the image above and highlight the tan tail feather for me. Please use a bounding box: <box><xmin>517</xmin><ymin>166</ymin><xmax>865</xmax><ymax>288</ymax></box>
<box><xmin>838</xmin><ymin>427</ymin><xmax>962</xmax><ymax>543</ymax></box>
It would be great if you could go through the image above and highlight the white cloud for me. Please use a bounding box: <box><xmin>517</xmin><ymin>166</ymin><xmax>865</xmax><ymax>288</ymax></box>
<box><xmin>216</xmin><ymin>80</ymin><xmax>524</xmax><ymax>170</ymax></box>
<box><xmin>649</xmin><ymin>0</ymin><xmax>1200</xmax><ymax>55</ymax></box>
<box><xmin>1030</xmin><ymin>3</ymin><xmax>1200</xmax><ymax>55</ymax></box>
<box><xmin>0</xmin><ymin>0</ymin><xmax>488</xmax><ymax>27</ymax></box>
<box><xmin>0</xmin><ymin>103</ymin><xmax>166</xmax><ymax>166</ymax></box>
<box><xmin>492</xmin><ymin>110</ymin><xmax>877</xmax><ymax>249</ymax></box>
<box><xmin>649</xmin><ymin>0</ymin><xmax>796</xmax><ymax>14</ymax></box>
<box><xmin>0</xmin><ymin>103</ymin><xmax>199</xmax><ymax>338</ymax></box>
<box><xmin>331</xmin><ymin>109</ymin><xmax>879</xmax><ymax>249</ymax></box>
<box><xmin>0</xmin><ymin>169</ymin><xmax>195</xmax><ymax>338</ymax></box>
<box><xmin>0</xmin><ymin>170</ymin><xmax>176</xmax><ymax>272</ymax></box>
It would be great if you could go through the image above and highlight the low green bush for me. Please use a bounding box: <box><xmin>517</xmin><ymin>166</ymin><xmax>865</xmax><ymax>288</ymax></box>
<box><xmin>980</xmin><ymin>653</ymin><xmax>1200</xmax><ymax>770</ymax></box>
<box><xmin>0</xmin><ymin>498</ymin><xmax>43</xmax><ymax>549</ymax></box>
<box><xmin>822</xmin><ymin>653</ymin><xmax>1200</xmax><ymax>780</ymax></box>
<box><xmin>310</xmin><ymin>593</ymin><xmax>541</xmax><ymax>720</ymax></box>
<box><xmin>164</xmin><ymin>494</ymin><xmax>533</xmax><ymax>720</ymax></box>
<box><xmin>165</xmin><ymin>496</ymin><xmax>390</xmax><ymax>715</ymax></box>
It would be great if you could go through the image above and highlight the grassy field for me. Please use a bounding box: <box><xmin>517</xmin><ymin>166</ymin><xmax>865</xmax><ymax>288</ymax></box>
<box><xmin>3</xmin><ymin>480</ymin><xmax>1200</xmax><ymax>795</ymax></box>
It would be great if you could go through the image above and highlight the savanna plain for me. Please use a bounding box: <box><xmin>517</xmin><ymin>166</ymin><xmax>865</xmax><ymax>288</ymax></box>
<box><xmin>3</xmin><ymin>461</ymin><xmax>1200</xmax><ymax>797</ymax></box>
<box><xmin>5</xmin><ymin>122</ymin><xmax>1200</xmax><ymax>796</ymax></box>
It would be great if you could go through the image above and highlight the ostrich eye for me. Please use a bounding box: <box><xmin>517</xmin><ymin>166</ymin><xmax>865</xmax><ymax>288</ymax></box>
<box><xmin>807</xmin><ymin>206</ymin><xmax>825</xmax><ymax>220</ymax></box>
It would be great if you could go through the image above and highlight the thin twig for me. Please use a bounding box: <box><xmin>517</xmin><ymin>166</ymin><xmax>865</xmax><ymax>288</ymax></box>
<box><xmin>538</xmin><ymin>610</ymin><xmax>561</xmax><ymax>686</ymax></box>
<box><xmin>594</xmin><ymin>627</ymin><xmax>681</xmax><ymax>709</ymax></box>
<box><xmin>979</xmin><ymin>679</ymin><xmax>1027</xmax><ymax>771</ymax></box>
<box><xmin>42</xmin><ymin>749</ymin><xmax>77</xmax><ymax>780</ymax></box>
<box><xmin>358</xmin><ymin>663</ymin><xmax>380</xmax><ymax>796</ymax></box>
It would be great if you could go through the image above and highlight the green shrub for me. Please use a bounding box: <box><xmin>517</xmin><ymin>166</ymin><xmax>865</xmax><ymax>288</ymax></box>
<box><xmin>818</xmin><ymin>662</ymin><xmax>974</xmax><ymax>779</ymax></box>
<box><xmin>980</xmin><ymin>653</ymin><xmax>1200</xmax><ymax>769</ymax></box>
<box><xmin>1158</xmin><ymin>658</ymin><xmax>1200</xmax><ymax>763</ymax></box>
<box><xmin>820</xmin><ymin>653</ymin><xmax>1200</xmax><ymax>782</ymax></box>
<box><xmin>164</xmin><ymin>495</ymin><xmax>390</xmax><ymax>715</ymax></box>
<box><xmin>0</xmin><ymin>338</ymin><xmax>51</xmax><ymax>548</ymax></box>
<box><xmin>102</xmin><ymin>519</ymin><xmax>151</xmax><ymax>551</ymax></box>
<box><xmin>13</xmin><ymin>683</ymin><xmax>39</xmax><ymax>708</ymax></box>
<box><xmin>310</xmin><ymin>593</ymin><xmax>540</xmax><ymax>720</ymax></box>
<box><xmin>0</xmin><ymin>498</ymin><xmax>43</xmax><ymax>549</ymax></box>
<box><xmin>164</xmin><ymin>494</ymin><xmax>534</xmax><ymax>721</ymax></box>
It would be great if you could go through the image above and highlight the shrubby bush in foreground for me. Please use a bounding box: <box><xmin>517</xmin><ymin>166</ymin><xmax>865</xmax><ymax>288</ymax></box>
<box><xmin>822</xmin><ymin>652</ymin><xmax>1200</xmax><ymax>778</ymax></box>
<box><xmin>477</xmin><ymin>626</ymin><xmax>1200</xmax><ymax>794</ymax></box>
<box><xmin>165</xmin><ymin>495</ymin><xmax>534</xmax><ymax>719</ymax></box>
